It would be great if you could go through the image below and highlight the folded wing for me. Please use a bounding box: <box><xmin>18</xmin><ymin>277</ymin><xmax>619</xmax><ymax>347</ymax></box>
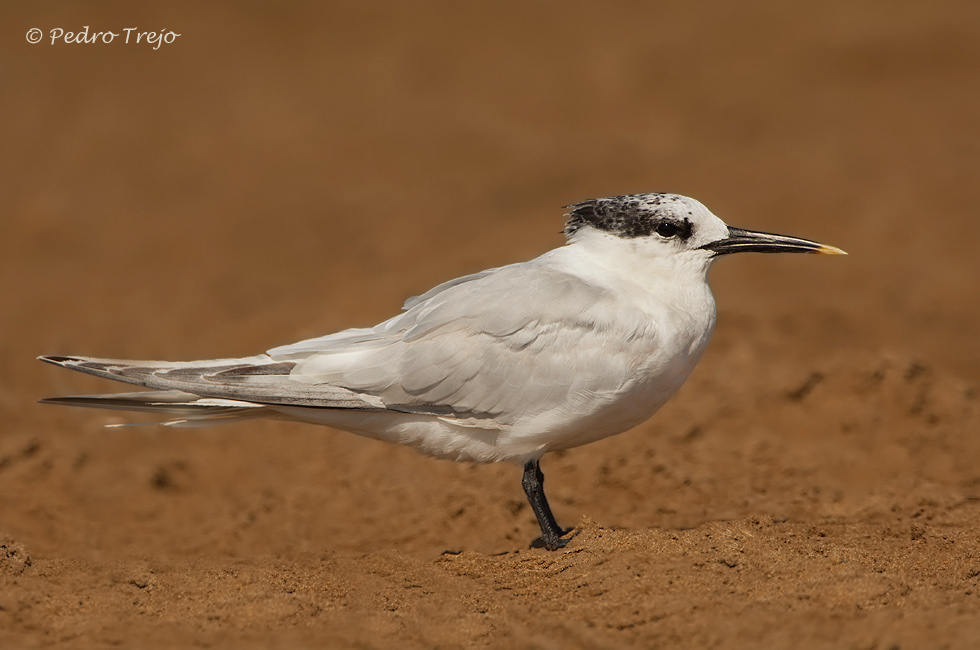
<box><xmin>280</xmin><ymin>262</ymin><xmax>658</xmax><ymax>427</ymax></box>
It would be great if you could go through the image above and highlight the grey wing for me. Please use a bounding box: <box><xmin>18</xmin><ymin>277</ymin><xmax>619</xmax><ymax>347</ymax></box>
<box><xmin>38</xmin><ymin>355</ymin><xmax>386</xmax><ymax>409</ymax></box>
<box><xmin>266</xmin><ymin>267</ymin><xmax>498</xmax><ymax>360</ymax></box>
<box><xmin>283</xmin><ymin>263</ymin><xmax>658</xmax><ymax>427</ymax></box>
<box><xmin>40</xmin><ymin>268</ymin><xmax>524</xmax><ymax>413</ymax></box>
<box><xmin>42</xmin><ymin>263</ymin><xmax>657</xmax><ymax>428</ymax></box>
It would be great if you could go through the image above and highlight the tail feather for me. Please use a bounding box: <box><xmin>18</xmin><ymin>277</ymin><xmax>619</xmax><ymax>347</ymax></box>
<box><xmin>39</xmin><ymin>389</ymin><xmax>274</xmax><ymax>427</ymax></box>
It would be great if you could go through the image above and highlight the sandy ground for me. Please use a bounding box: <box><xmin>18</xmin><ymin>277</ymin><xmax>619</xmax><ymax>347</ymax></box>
<box><xmin>3</xmin><ymin>1</ymin><xmax>980</xmax><ymax>647</ymax></box>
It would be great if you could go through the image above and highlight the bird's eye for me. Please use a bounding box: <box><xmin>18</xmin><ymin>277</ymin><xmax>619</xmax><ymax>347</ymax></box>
<box><xmin>655</xmin><ymin>222</ymin><xmax>679</xmax><ymax>238</ymax></box>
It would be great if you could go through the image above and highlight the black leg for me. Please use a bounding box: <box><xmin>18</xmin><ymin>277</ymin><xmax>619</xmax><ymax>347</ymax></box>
<box><xmin>522</xmin><ymin>459</ymin><xmax>569</xmax><ymax>550</ymax></box>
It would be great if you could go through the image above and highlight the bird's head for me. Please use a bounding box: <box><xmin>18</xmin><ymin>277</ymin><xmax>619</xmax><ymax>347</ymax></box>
<box><xmin>563</xmin><ymin>193</ymin><xmax>845</xmax><ymax>271</ymax></box>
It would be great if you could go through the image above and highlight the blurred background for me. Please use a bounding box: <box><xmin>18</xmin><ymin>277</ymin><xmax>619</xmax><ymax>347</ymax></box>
<box><xmin>2</xmin><ymin>0</ymin><xmax>980</xmax><ymax>562</ymax></box>
<box><xmin>3</xmin><ymin>2</ymin><xmax>980</xmax><ymax>645</ymax></box>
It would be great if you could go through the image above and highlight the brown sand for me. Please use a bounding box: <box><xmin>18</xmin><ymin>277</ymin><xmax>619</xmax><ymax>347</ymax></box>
<box><xmin>3</xmin><ymin>1</ymin><xmax>980</xmax><ymax>647</ymax></box>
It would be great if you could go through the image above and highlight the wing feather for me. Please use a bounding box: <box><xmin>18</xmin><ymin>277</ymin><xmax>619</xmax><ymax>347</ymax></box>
<box><xmin>38</xmin><ymin>355</ymin><xmax>386</xmax><ymax>409</ymax></box>
<box><xmin>42</xmin><ymin>254</ymin><xmax>662</xmax><ymax>435</ymax></box>
<box><xmin>285</xmin><ymin>260</ymin><xmax>658</xmax><ymax>427</ymax></box>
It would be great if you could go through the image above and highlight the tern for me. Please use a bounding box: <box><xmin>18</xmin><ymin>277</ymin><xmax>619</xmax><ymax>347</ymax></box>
<box><xmin>39</xmin><ymin>193</ymin><xmax>844</xmax><ymax>549</ymax></box>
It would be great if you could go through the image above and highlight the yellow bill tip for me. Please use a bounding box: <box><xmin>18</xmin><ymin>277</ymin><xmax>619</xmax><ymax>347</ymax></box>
<box><xmin>815</xmin><ymin>243</ymin><xmax>847</xmax><ymax>255</ymax></box>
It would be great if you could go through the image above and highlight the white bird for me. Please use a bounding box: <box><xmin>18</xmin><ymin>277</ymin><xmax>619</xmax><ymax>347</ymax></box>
<box><xmin>39</xmin><ymin>193</ymin><xmax>845</xmax><ymax>549</ymax></box>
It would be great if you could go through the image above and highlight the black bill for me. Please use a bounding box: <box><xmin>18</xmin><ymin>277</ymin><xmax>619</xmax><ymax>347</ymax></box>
<box><xmin>701</xmin><ymin>227</ymin><xmax>846</xmax><ymax>256</ymax></box>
